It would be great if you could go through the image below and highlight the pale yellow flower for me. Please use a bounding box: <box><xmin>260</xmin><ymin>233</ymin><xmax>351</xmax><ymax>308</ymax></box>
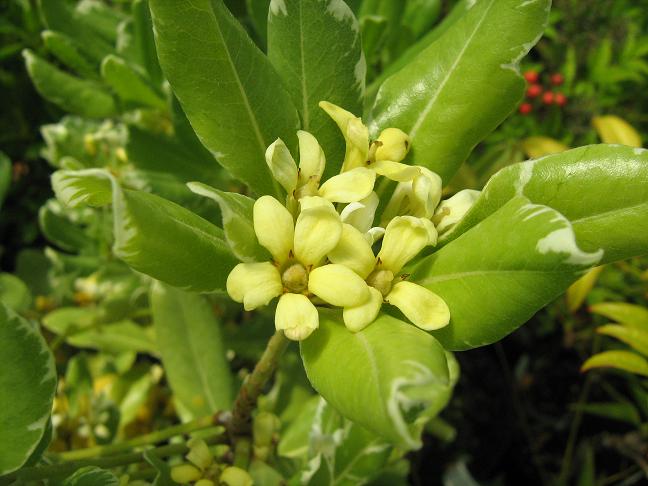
<box><xmin>226</xmin><ymin>195</ymin><xmax>369</xmax><ymax>341</ymax></box>
<box><xmin>326</xmin><ymin>215</ymin><xmax>450</xmax><ymax>333</ymax></box>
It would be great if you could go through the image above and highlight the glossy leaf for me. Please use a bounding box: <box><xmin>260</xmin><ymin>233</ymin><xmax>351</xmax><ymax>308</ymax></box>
<box><xmin>0</xmin><ymin>304</ymin><xmax>57</xmax><ymax>475</ymax></box>
<box><xmin>132</xmin><ymin>0</ymin><xmax>163</xmax><ymax>86</ymax></box>
<box><xmin>590</xmin><ymin>302</ymin><xmax>648</xmax><ymax>330</ymax></box>
<box><xmin>101</xmin><ymin>55</ymin><xmax>166</xmax><ymax>109</ymax></box>
<box><xmin>23</xmin><ymin>50</ymin><xmax>117</xmax><ymax>118</ymax></box>
<box><xmin>62</xmin><ymin>466</ymin><xmax>119</xmax><ymax>486</ymax></box>
<box><xmin>301</xmin><ymin>311</ymin><xmax>450</xmax><ymax>449</ymax></box>
<box><xmin>597</xmin><ymin>325</ymin><xmax>648</xmax><ymax>356</ymax></box>
<box><xmin>447</xmin><ymin>145</ymin><xmax>648</xmax><ymax>264</ymax></box>
<box><xmin>267</xmin><ymin>0</ymin><xmax>365</xmax><ymax>178</ymax></box>
<box><xmin>151</xmin><ymin>282</ymin><xmax>233</xmax><ymax>419</ymax></box>
<box><xmin>369</xmin><ymin>0</ymin><xmax>550</xmax><ymax>182</ymax></box>
<box><xmin>188</xmin><ymin>182</ymin><xmax>268</xmax><ymax>262</ymax></box>
<box><xmin>583</xmin><ymin>351</ymin><xmax>648</xmax><ymax>377</ymax></box>
<box><xmin>412</xmin><ymin>196</ymin><xmax>603</xmax><ymax>350</ymax></box>
<box><xmin>149</xmin><ymin>0</ymin><xmax>300</xmax><ymax>196</ymax></box>
<box><xmin>52</xmin><ymin>169</ymin><xmax>238</xmax><ymax>292</ymax></box>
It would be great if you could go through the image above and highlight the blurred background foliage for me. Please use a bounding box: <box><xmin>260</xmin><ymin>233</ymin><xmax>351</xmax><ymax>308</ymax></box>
<box><xmin>1</xmin><ymin>0</ymin><xmax>647</xmax><ymax>484</ymax></box>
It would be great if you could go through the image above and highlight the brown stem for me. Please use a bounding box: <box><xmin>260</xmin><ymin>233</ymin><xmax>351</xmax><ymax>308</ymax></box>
<box><xmin>227</xmin><ymin>331</ymin><xmax>289</xmax><ymax>439</ymax></box>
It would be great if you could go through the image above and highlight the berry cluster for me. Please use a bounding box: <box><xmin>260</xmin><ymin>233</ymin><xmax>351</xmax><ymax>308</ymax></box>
<box><xmin>519</xmin><ymin>70</ymin><xmax>567</xmax><ymax>115</ymax></box>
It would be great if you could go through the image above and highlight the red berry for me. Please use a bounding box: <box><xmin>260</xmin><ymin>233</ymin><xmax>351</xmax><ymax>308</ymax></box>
<box><xmin>554</xmin><ymin>92</ymin><xmax>567</xmax><ymax>106</ymax></box>
<box><xmin>550</xmin><ymin>73</ymin><xmax>564</xmax><ymax>86</ymax></box>
<box><xmin>526</xmin><ymin>84</ymin><xmax>543</xmax><ymax>98</ymax></box>
<box><xmin>519</xmin><ymin>102</ymin><xmax>533</xmax><ymax>115</ymax></box>
<box><xmin>542</xmin><ymin>91</ymin><xmax>555</xmax><ymax>105</ymax></box>
<box><xmin>523</xmin><ymin>70</ymin><xmax>539</xmax><ymax>83</ymax></box>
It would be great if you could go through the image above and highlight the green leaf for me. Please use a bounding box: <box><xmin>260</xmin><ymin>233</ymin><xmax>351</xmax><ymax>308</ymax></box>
<box><xmin>447</xmin><ymin>145</ymin><xmax>648</xmax><ymax>264</ymax></box>
<box><xmin>188</xmin><ymin>183</ymin><xmax>269</xmax><ymax>262</ymax></box>
<box><xmin>132</xmin><ymin>0</ymin><xmax>164</xmax><ymax>87</ymax></box>
<box><xmin>582</xmin><ymin>350</ymin><xmax>648</xmax><ymax>377</ymax></box>
<box><xmin>23</xmin><ymin>50</ymin><xmax>117</xmax><ymax>118</ymax></box>
<box><xmin>42</xmin><ymin>30</ymin><xmax>97</xmax><ymax>79</ymax></box>
<box><xmin>368</xmin><ymin>0</ymin><xmax>550</xmax><ymax>182</ymax></box>
<box><xmin>0</xmin><ymin>152</ymin><xmax>10</xmax><ymax>208</ymax></box>
<box><xmin>52</xmin><ymin>170</ymin><xmax>238</xmax><ymax>293</ymax></box>
<box><xmin>0</xmin><ymin>273</ymin><xmax>32</xmax><ymax>313</ymax></box>
<box><xmin>295</xmin><ymin>398</ymin><xmax>393</xmax><ymax>486</ymax></box>
<box><xmin>267</xmin><ymin>0</ymin><xmax>364</xmax><ymax>178</ymax></box>
<box><xmin>149</xmin><ymin>0</ymin><xmax>300</xmax><ymax>197</ymax></box>
<box><xmin>571</xmin><ymin>402</ymin><xmax>641</xmax><ymax>426</ymax></box>
<box><xmin>42</xmin><ymin>306</ymin><xmax>157</xmax><ymax>355</ymax></box>
<box><xmin>246</xmin><ymin>0</ymin><xmax>271</xmax><ymax>45</ymax></box>
<box><xmin>412</xmin><ymin>196</ymin><xmax>603</xmax><ymax>350</ymax></box>
<box><xmin>62</xmin><ymin>466</ymin><xmax>119</xmax><ymax>486</ymax></box>
<box><xmin>597</xmin><ymin>325</ymin><xmax>648</xmax><ymax>357</ymax></box>
<box><xmin>151</xmin><ymin>282</ymin><xmax>233</xmax><ymax>419</ymax></box>
<box><xmin>301</xmin><ymin>311</ymin><xmax>450</xmax><ymax>449</ymax></box>
<box><xmin>38</xmin><ymin>0</ymin><xmax>114</xmax><ymax>62</ymax></box>
<box><xmin>0</xmin><ymin>304</ymin><xmax>57</xmax><ymax>475</ymax></box>
<box><xmin>39</xmin><ymin>199</ymin><xmax>93</xmax><ymax>252</ymax></box>
<box><xmin>590</xmin><ymin>302</ymin><xmax>648</xmax><ymax>330</ymax></box>
<box><xmin>101</xmin><ymin>55</ymin><xmax>166</xmax><ymax>109</ymax></box>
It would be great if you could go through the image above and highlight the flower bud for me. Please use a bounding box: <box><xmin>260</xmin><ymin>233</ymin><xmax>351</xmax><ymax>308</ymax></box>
<box><xmin>186</xmin><ymin>438</ymin><xmax>213</xmax><ymax>471</ymax></box>
<box><xmin>253</xmin><ymin>412</ymin><xmax>281</xmax><ymax>448</ymax></box>
<box><xmin>171</xmin><ymin>464</ymin><xmax>202</xmax><ymax>484</ymax></box>
<box><xmin>375</xmin><ymin>128</ymin><xmax>411</xmax><ymax>162</ymax></box>
<box><xmin>220</xmin><ymin>467</ymin><xmax>253</xmax><ymax>486</ymax></box>
<box><xmin>433</xmin><ymin>189</ymin><xmax>480</xmax><ymax>234</ymax></box>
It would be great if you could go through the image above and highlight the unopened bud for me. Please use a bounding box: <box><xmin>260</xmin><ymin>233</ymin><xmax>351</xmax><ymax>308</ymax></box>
<box><xmin>433</xmin><ymin>189</ymin><xmax>480</xmax><ymax>234</ymax></box>
<box><xmin>253</xmin><ymin>412</ymin><xmax>281</xmax><ymax>448</ymax></box>
<box><xmin>170</xmin><ymin>464</ymin><xmax>202</xmax><ymax>483</ymax></box>
<box><xmin>375</xmin><ymin>128</ymin><xmax>411</xmax><ymax>163</ymax></box>
<box><xmin>220</xmin><ymin>467</ymin><xmax>253</xmax><ymax>486</ymax></box>
<box><xmin>186</xmin><ymin>438</ymin><xmax>213</xmax><ymax>471</ymax></box>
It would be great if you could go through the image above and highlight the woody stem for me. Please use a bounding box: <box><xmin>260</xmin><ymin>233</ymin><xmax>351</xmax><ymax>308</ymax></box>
<box><xmin>227</xmin><ymin>331</ymin><xmax>290</xmax><ymax>439</ymax></box>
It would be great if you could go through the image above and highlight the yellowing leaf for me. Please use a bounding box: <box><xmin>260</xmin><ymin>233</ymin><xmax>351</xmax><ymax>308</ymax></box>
<box><xmin>521</xmin><ymin>136</ymin><xmax>569</xmax><ymax>159</ymax></box>
<box><xmin>589</xmin><ymin>302</ymin><xmax>648</xmax><ymax>330</ymax></box>
<box><xmin>566</xmin><ymin>266</ymin><xmax>604</xmax><ymax>313</ymax></box>
<box><xmin>597</xmin><ymin>325</ymin><xmax>648</xmax><ymax>357</ymax></box>
<box><xmin>592</xmin><ymin>115</ymin><xmax>643</xmax><ymax>148</ymax></box>
<box><xmin>582</xmin><ymin>350</ymin><xmax>648</xmax><ymax>377</ymax></box>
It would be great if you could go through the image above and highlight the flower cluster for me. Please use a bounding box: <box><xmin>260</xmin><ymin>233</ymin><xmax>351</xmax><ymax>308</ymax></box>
<box><xmin>227</xmin><ymin>102</ymin><xmax>478</xmax><ymax>341</ymax></box>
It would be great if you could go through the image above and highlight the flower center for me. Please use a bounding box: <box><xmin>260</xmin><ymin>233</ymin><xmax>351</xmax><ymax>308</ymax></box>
<box><xmin>281</xmin><ymin>262</ymin><xmax>309</xmax><ymax>293</ymax></box>
<box><xmin>366</xmin><ymin>269</ymin><xmax>394</xmax><ymax>297</ymax></box>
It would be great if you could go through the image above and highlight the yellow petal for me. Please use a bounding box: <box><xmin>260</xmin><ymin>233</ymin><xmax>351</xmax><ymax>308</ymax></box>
<box><xmin>308</xmin><ymin>264</ymin><xmax>369</xmax><ymax>307</ymax></box>
<box><xmin>411</xmin><ymin>168</ymin><xmax>443</xmax><ymax>217</ymax></box>
<box><xmin>328</xmin><ymin>224</ymin><xmax>376</xmax><ymax>279</ymax></box>
<box><xmin>375</xmin><ymin>127</ymin><xmax>411</xmax><ymax>162</ymax></box>
<box><xmin>297</xmin><ymin>130</ymin><xmax>326</xmax><ymax>183</ymax></box>
<box><xmin>318</xmin><ymin>167</ymin><xmax>375</xmax><ymax>203</ymax></box>
<box><xmin>366</xmin><ymin>226</ymin><xmax>385</xmax><ymax>245</ymax></box>
<box><xmin>265</xmin><ymin>138</ymin><xmax>298</xmax><ymax>194</ymax></box>
<box><xmin>275</xmin><ymin>293</ymin><xmax>319</xmax><ymax>341</ymax></box>
<box><xmin>340</xmin><ymin>192</ymin><xmax>379</xmax><ymax>233</ymax></box>
<box><xmin>380</xmin><ymin>182</ymin><xmax>412</xmax><ymax>225</ymax></box>
<box><xmin>343</xmin><ymin>287</ymin><xmax>383</xmax><ymax>332</ymax></box>
<box><xmin>433</xmin><ymin>189</ymin><xmax>480</xmax><ymax>234</ymax></box>
<box><xmin>226</xmin><ymin>262</ymin><xmax>283</xmax><ymax>311</ymax></box>
<box><xmin>319</xmin><ymin>101</ymin><xmax>369</xmax><ymax>172</ymax></box>
<box><xmin>385</xmin><ymin>281</ymin><xmax>450</xmax><ymax>331</ymax></box>
<box><xmin>299</xmin><ymin>195</ymin><xmax>335</xmax><ymax>212</ymax></box>
<box><xmin>293</xmin><ymin>204</ymin><xmax>342</xmax><ymax>266</ymax></box>
<box><xmin>371</xmin><ymin>160</ymin><xmax>420</xmax><ymax>182</ymax></box>
<box><xmin>253</xmin><ymin>196</ymin><xmax>294</xmax><ymax>263</ymax></box>
<box><xmin>377</xmin><ymin>216</ymin><xmax>436</xmax><ymax>273</ymax></box>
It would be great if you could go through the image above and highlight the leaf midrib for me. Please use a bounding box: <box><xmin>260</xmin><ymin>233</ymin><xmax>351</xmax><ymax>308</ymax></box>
<box><xmin>409</xmin><ymin>0</ymin><xmax>496</xmax><ymax>139</ymax></box>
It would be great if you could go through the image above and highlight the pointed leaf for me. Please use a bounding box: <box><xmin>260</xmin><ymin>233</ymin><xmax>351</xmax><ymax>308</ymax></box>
<box><xmin>412</xmin><ymin>196</ymin><xmax>603</xmax><ymax>350</ymax></box>
<box><xmin>188</xmin><ymin>183</ymin><xmax>270</xmax><ymax>262</ymax></box>
<box><xmin>447</xmin><ymin>145</ymin><xmax>648</xmax><ymax>264</ymax></box>
<box><xmin>0</xmin><ymin>304</ymin><xmax>57</xmax><ymax>475</ymax></box>
<box><xmin>582</xmin><ymin>350</ymin><xmax>648</xmax><ymax>377</ymax></box>
<box><xmin>369</xmin><ymin>0</ymin><xmax>550</xmax><ymax>182</ymax></box>
<box><xmin>590</xmin><ymin>302</ymin><xmax>648</xmax><ymax>330</ymax></box>
<box><xmin>151</xmin><ymin>282</ymin><xmax>233</xmax><ymax>419</ymax></box>
<box><xmin>149</xmin><ymin>0</ymin><xmax>300</xmax><ymax>196</ymax></box>
<box><xmin>101</xmin><ymin>55</ymin><xmax>166</xmax><ymax>109</ymax></box>
<box><xmin>301</xmin><ymin>311</ymin><xmax>451</xmax><ymax>449</ymax></box>
<box><xmin>597</xmin><ymin>325</ymin><xmax>648</xmax><ymax>356</ymax></box>
<box><xmin>42</xmin><ymin>30</ymin><xmax>97</xmax><ymax>79</ymax></box>
<box><xmin>23</xmin><ymin>50</ymin><xmax>117</xmax><ymax>118</ymax></box>
<box><xmin>566</xmin><ymin>266</ymin><xmax>604</xmax><ymax>313</ymax></box>
<box><xmin>62</xmin><ymin>466</ymin><xmax>119</xmax><ymax>486</ymax></box>
<box><xmin>267</xmin><ymin>0</ymin><xmax>365</xmax><ymax>177</ymax></box>
<box><xmin>52</xmin><ymin>170</ymin><xmax>238</xmax><ymax>292</ymax></box>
